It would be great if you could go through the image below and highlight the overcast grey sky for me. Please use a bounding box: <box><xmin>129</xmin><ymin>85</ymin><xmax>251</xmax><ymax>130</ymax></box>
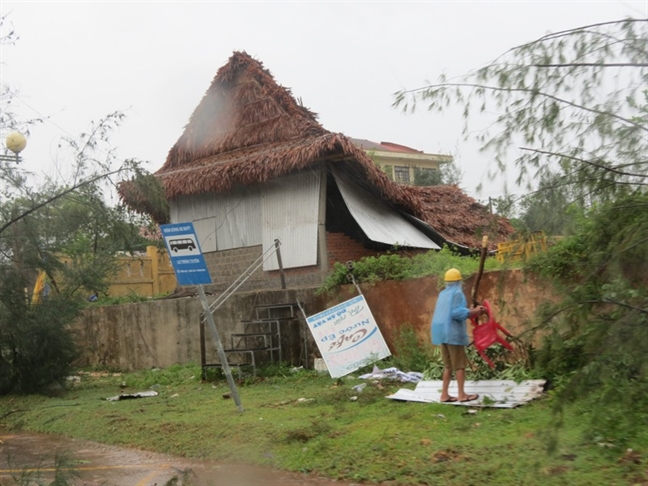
<box><xmin>1</xmin><ymin>1</ymin><xmax>645</xmax><ymax>200</ymax></box>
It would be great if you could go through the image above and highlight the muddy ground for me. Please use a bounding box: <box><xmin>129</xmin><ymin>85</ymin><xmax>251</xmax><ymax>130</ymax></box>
<box><xmin>0</xmin><ymin>430</ymin><xmax>357</xmax><ymax>486</ymax></box>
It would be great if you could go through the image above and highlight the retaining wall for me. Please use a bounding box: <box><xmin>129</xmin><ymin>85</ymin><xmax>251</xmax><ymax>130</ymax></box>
<box><xmin>73</xmin><ymin>269</ymin><xmax>556</xmax><ymax>371</ymax></box>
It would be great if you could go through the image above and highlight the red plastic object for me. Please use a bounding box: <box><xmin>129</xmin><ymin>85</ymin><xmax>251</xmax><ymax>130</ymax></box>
<box><xmin>469</xmin><ymin>299</ymin><xmax>514</xmax><ymax>368</ymax></box>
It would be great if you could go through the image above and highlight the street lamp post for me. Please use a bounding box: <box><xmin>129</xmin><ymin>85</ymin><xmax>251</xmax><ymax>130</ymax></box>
<box><xmin>1</xmin><ymin>131</ymin><xmax>27</xmax><ymax>163</ymax></box>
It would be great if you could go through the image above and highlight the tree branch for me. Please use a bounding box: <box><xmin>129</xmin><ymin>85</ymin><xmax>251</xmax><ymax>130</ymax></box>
<box><xmin>401</xmin><ymin>82</ymin><xmax>647</xmax><ymax>133</ymax></box>
<box><xmin>533</xmin><ymin>63</ymin><xmax>648</xmax><ymax>68</ymax></box>
<box><xmin>603</xmin><ymin>298</ymin><xmax>648</xmax><ymax>315</ymax></box>
<box><xmin>519</xmin><ymin>147</ymin><xmax>648</xmax><ymax>180</ymax></box>
<box><xmin>0</xmin><ymin>167</ymin><xmax>124</xmax><ymax>236</ymax></box>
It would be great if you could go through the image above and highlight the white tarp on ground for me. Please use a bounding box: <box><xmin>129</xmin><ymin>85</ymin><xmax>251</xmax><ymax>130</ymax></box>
<box><xmin>386</xmin><ymin>379</ymin><xmax>546</xmax><ymax>408</ymax></box>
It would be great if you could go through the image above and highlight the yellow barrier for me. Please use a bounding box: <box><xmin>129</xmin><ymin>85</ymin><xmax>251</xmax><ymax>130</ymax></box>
<box><xmin>496</xmin><ymin>232</ymin><xmax>548</xmax><ymax>263</ymax></box>
<box><xmin>108</xmin><ymin>246</ymin><xmax>177</xmax><ymax>297</ymax></box>
<box><xmin>32</xmin><ymin>246</ymin><xmax>178</xmax><ymax>302</ymax></box>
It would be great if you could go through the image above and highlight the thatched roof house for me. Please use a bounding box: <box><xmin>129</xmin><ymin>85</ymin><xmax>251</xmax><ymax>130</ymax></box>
<box><xmin>120</xmin><ymin>51</ymin><xmax>512</xmax><ymax>289</ymax></box>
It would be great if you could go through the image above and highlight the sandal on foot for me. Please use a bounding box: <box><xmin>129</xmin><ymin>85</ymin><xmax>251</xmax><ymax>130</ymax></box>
<box><xmin>441</xmin><ymin>396</ymin><xmax>458</xmax><ymax>403</ymax></box>
<box><xmin>459</xmin><ymin>394</ymin><xmax>479</xmax><ymax>403</ymax></box>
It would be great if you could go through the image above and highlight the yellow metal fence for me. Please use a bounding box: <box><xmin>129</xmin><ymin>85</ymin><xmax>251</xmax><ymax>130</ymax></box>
<box><xmin>496</xmin><ymin>232</ymin><xmax>548</xmax><ymax>263</ymax></box>
<box><xmin>108</xmin><ymin>246</ymin><xmax>177</xmax><ymax>297</ymax></box>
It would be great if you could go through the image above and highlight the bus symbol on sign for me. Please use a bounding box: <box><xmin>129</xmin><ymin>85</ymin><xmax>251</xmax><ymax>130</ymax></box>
<box><xmin>169</xmin><ymin>238</ymin><xmax>195</xmax><ymax>252</ymax></box>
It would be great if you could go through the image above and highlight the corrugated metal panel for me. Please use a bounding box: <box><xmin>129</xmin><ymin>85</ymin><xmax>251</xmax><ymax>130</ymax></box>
<box><xmin>193</xmin><ymin>217</ymin><xmax>217</xmax><ymax>253</ymax></box>
<box><xmin>214</xmin><ymin>186</ymin><xmax>262</xmax><ymax>250</ymax></box>
<box><xmin>262</xmin><ymin>171</ymin><xmax>320</xmax><ymax>271</ymax></box>
<box><xmin>170</xmin><ymin>193</ymin><xmax>214</xmax><ymax>222</ymax></box>
<box><xmin>386</xmin><ymin>379</ymin><xmax>546</xmax><ymax>408</ymax></box>
<box><xmin>332</xmin><ymin>168</ymin><xmax>440</xmax><ymax>250</ymax></box>
<box><xmin>170</xmin><ymin>188</ymin><xmax>262</xmax><ymax>251</ymax></box>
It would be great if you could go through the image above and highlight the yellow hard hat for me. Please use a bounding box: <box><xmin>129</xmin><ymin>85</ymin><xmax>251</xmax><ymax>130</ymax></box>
<box><xmin>444</xmin><ymin>268</ymin><xmax>462</xmax><ymax>282</ymax></box>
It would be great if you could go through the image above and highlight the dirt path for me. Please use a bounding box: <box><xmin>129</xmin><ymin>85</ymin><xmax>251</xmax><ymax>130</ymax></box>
<box><xmin>0</xmin><ymin>430</ymin><xmax>358</xmax><ymax>486</ymax></box>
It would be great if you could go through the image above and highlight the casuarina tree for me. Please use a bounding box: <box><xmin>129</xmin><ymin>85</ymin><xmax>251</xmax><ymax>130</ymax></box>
<box><xmin>395</xmin><ymin>18</ymin><xmax>648</xmax><ymax>447</ymax></box>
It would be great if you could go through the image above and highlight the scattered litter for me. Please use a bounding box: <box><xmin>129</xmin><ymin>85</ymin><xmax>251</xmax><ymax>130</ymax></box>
<box><xmin>314</xmin><ymin>358</ymin><xmax>327</xmax><ymax>373</ymax></box>
<box><xmin>66</xmin><ymin>376</ymin><xmax>80</xmax><ymax>383</ymax></box>
<box><xmin>290</xmin><ymin>366</ymin><xmax>304</xmax><ymax>373</ymax></box>
<box><xmin>222</xmin><ymin>392</ymin><xmax>232</xmax><ymax>399</ymax></box>
<box><xmin>463</xmin><ymin>409</ymin><xmax>478</xmax><ymax>415</ymax></box>
<box><xmin>352</xmin><ymin>383</ymin><xmax>367</xmax><ymax>393</ymax></box>
<box><xmin>350</xmin><ymin>396</ymin><xmax>358</xmax><ymax>401</ymax></box>
<box><xmin>170</xmin><ymin>393</ymin><xmax>179</xmax><ymax>398</ymax></box>
<box><xmin>359</xmin><ymin>365</ymin><xmax>424</xmax><ymax>383</ymax></box>
<box><xmin>297</xmin><ymin>398</ymin><xmax>313</xmax><ymax>403</ymax></box>
<box><xmin>434</xmin><ymin>414</ymin><xmax>446</xmax><ymax>419</ymax></box>
<box><xmin>104</xmin><ymin>390</ymin><xmax>158</xmax><ymax>402</ymax></box>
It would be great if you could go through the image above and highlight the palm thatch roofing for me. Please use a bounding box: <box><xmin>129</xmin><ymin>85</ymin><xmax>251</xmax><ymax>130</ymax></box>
<box><xmin>119</xmin><ymin>51</ymin><xmax>513</xmax><ymax>250</ymax></box>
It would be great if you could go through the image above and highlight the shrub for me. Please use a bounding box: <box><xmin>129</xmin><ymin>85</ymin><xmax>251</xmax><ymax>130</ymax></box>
<box><xmin>0</xmin><ymin>269</ymin><xmax>81</xmax><ymax>395</ymax></box>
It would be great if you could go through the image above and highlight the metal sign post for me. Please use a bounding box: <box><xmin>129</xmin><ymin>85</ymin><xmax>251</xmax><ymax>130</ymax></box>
<box><xmin>160</xmin><ymin>222</ymin><xmax>243</xmax><ymax>412</ymax></box>
<box><xmin>197</xmin><ymin>285</ymin><xmax>243</xmax><ymax>412</ymax></box>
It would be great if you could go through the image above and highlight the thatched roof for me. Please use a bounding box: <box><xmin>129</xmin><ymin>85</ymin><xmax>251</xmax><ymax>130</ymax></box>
<box><xmin>119</xmin><ymin>51</ymin><xmax>513</xmax><ymax>250</ymax></box>
<box><xmin>407</xmin><ymin>185</ymin><xmax>513</xmax><ymax>250</ymax></box>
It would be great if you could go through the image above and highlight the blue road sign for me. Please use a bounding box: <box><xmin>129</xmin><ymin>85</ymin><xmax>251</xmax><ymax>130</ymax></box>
<box><xmin>160</xmin><ymin>222</ymin><xmax>212</xmax><ymax>286</ymax></box>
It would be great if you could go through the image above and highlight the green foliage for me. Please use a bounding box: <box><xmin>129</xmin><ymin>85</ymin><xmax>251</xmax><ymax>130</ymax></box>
<box><xmin>0</xmin><ymin>268</ymin><xmax>81</xmax><ymax>395</ymax></box>
<box><xmin>387</xmin><ymin>323</ymin><xmax>434</xmax><ymax>372</ymax></box>
<box><xmin>122</xmin><ymin>363</ymin><xmax>202</xmax><ymax>389</ymax></box>
<box><xmin>318</xmin><ymin>245</ymin><xmax>502</xmax><ymax>294</ymax></box>
<box><xmin>423</xmin><ymin>344</ymin><xmax>535</xmax><ymax>382</ymax></box>
<box><xmin>527</xmin><ymin>193</ymin><xmax>648</xmax><ymax>445</ymax></box>
<box><xmin>413</xmin><ymin>167</ymin><xmax>442</xmax><ymax>186</ymax></box>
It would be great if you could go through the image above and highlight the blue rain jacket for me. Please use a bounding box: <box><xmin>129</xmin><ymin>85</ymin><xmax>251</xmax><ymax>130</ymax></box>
<box><xmin>431</xmin><ymin>281</ymin><xmax>470</xmax><ymax>346</ymax></box>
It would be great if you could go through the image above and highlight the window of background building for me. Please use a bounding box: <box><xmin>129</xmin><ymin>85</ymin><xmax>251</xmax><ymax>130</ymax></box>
<box><xmin>394</xmin><ymin>166</ymin><xmax>410</xmax><ymax>183</ymax></box>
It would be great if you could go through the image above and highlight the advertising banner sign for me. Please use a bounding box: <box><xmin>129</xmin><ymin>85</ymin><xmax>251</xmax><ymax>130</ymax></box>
<box><xmin>306</xmin><ymin>295</ymin><xmax>391</xmax><ymax>378</ymax></box>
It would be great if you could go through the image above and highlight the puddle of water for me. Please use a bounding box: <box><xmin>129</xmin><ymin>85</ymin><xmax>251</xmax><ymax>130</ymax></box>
<box><xmin>0</xmin><ymin>430</ymin><xmax>358</xmax><ymax>486</ymax></box>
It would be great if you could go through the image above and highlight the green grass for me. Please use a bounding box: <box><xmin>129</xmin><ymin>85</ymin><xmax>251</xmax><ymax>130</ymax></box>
<box><xmin>1</xmin><ymin>364</ymin><xmax>646</xmax><ymax>485</ymax></box>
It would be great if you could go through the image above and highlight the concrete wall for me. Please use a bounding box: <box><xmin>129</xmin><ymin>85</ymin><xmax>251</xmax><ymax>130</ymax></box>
<box><xmin>73</xmin><ymin>269</ymin><xmax>556</xmax><ymax>371</ymax></box>
<box><xmin>74</xmin><ymin>288</ymin><xmax>326</xmax><ymax>371</ymax></box>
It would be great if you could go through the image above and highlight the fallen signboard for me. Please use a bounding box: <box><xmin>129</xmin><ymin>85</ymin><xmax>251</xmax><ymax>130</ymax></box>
<box><xmin>306</xmin><ymin>295</ymin><xmax>391</xmax><ymax>378</ymax></box>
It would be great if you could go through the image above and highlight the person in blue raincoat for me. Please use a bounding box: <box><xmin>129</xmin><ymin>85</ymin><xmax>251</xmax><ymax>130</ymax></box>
<box><xmin>431</xmin><ymin>268</ymin><xmax>485</xmax><ymax>403</ymax></box>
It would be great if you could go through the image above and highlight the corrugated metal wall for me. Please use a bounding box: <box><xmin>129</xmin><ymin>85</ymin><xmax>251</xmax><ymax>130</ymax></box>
<box><xmin>170</xmin><ymin>187</ymin><xmax>262</xmax><ymax>253</ymax></box>
<box><xmin>261</xmin><ymin>170</ymin><xmax>320</xmax><ymax>271</ymax></box>
<box><xmin>169</xmin><ymin>170</ymin><xmax>320</xmax><ymax>271</ymax></box>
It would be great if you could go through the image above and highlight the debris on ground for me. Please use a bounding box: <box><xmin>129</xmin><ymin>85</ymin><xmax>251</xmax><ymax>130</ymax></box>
<box><xmin>358</xmin><ymin>365</ymin><xmax>424</xmax><ymax>383</ymax></box>
<box><xmin>104</xmin><ymin>390</ymin><xmax>158</xmax><ymax>402</ymax></box>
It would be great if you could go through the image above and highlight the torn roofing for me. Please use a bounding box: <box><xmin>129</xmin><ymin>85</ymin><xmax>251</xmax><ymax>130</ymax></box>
<box><xmin>119</xmin><ymin>51</ymin><xmax>513</xmax><ymax>250</ymax></box>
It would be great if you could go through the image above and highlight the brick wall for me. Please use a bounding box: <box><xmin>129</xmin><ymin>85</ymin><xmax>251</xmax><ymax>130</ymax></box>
<box><xmin>202</xmin><ymin>234</ymin><xmax>428</xmax><ymax>293</ymax></box>
<box><xmin>203</xmin><ymin>245</ymin><xmax>322</xmax><ymax>292</ymax></box>
<box><xmin>326</xmin><ymin>232</ymin><xmax>382</xmax><ymax>268</ymax></box>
